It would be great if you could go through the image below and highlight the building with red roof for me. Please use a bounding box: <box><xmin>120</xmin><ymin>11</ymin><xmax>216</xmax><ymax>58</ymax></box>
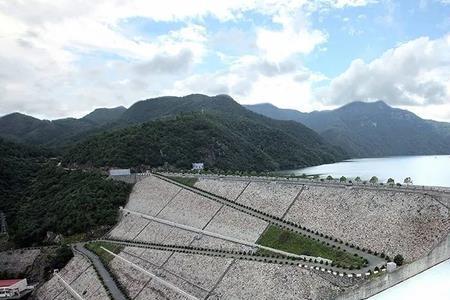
<box><xmin>0</xmin><ymin>279</ymin><xmax>32</xmax><ymax>299</ymax></box>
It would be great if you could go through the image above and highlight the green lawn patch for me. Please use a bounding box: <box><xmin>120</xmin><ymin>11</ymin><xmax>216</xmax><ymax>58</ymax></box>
<box><xmin>257</xmin><ymin>225</ymin><xmax>365</xmax><ymax>268</ymax></box>
<box><xmin>167</xmin><ymin>176</ymin><xmax>198</xmax><ymax>187</ymax></box>
<box><xmin>63</xmin><ymin>233</ymin><xmax>87</xmax><ymax>244</ymax></box>
<box><xmin>85</xmin><ymin>241</ymin><xmax>123</xmax><ymax>263</ymax></box>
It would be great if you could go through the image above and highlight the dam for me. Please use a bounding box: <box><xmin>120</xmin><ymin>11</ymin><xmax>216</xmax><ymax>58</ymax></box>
<box><xmin>33</xmin><ymin>172</ymin><xmax>450</xmax><ymax>299</ymax></box>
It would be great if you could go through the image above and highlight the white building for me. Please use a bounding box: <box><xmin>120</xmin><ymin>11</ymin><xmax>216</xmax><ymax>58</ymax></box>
<box><xmin>109</xmin><ymin>169</ymin><xmax>131</xmax><ymax>176</ymax></box>
<box><xmin>0</xmin><ymin>279</ymin><xmax>32</xmax><ymax>299</ymax></box>
<box><xmin>192</xmin><ymin>163</ymin><xmax>204</xmax><ymax>170</ymax></box>
<box><xmin>387</xmin><ymin>262</ymin><xmax>397</xmax><ymax>273</ymax></box>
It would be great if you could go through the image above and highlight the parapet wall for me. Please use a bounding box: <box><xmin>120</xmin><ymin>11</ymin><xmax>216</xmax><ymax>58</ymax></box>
<box><xmin>338</xmin><ymin>232</ymin><xmax>450</xmax><ymax>300</ymax></box>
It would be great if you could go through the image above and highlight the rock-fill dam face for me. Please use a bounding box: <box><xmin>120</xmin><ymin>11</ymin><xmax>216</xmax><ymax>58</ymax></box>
<box><xmin>33</xmin><ymin>174</ymin><xmax>450</xmax><ymax>299</ymax></box>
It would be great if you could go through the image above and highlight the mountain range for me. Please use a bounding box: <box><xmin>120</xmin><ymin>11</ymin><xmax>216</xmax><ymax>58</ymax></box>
<box><xmin>0</xmin><ymin>95</ymin><xmax>346</xmax><ymax>171</ymax></box>
<box><xmin>246</xmin><ymin>101</ymin><xmax>450</xmax><ymax>157</ymax></box>
<box><xmin>1</xmin><ymin>95</ymin><xmax>450</xmax><ymax>170</ymax></box>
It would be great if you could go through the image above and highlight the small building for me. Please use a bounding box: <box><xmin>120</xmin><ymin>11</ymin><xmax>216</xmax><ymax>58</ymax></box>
<box><xmin>192</xmin><ymin>163</ymin><xmax>204</xmax><ymax>170</ymax></box>
<box><xmin>0</xmin><ymin>279</ymin><xmax>32</xmax><ymax>299</ymax></box>
<box><xmin>109</xmin><ymin>169</ymin><xmax>131</xmax><ymax>176</ymax></box>
<box><xmin>386</xmin><ymin>262</ymin><xmax>397</xmax><ymax>273</ymax></box>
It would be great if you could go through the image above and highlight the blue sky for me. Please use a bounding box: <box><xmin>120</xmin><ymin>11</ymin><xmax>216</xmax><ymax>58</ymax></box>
<box><xmin>0</xmin><ymin>0</ymin><xmax>449</xmax><ymax>120</ymax></box>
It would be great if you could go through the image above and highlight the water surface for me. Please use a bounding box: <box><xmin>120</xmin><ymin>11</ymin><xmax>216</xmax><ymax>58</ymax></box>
<box><xmin>288</xmin><ymin>155</ymin><xmax>450</xmax><ymax>187</ymax></box>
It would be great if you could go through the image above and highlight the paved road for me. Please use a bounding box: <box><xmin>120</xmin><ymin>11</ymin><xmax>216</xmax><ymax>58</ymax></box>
<box><xmin>154</xmin><ymin>173</ymin><xmax>387</xmax><ymax>273</ymax></box>
<box><xmin>73</xmin><ymin>244</ymin><xmax>127</xmax><ymax>300</ymax></box>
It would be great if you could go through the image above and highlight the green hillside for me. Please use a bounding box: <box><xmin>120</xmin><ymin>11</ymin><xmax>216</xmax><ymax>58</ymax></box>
<box><xmin>0</xmin><ymin>94</ymin><xmax>346</xmax><ymax>171</ymax></box>
<box><xmin>12</xmin><ymin>166</ymin><xmax>131</xmax><ymax>246</ymax></box>
<box><xmin>65</xmin><ymin>112</ymin><xmax>346</xmax><ymax>171</ymax></box>
<box><xmin>0</xmin><ymin>138</ymin><xmax>132</xmax><ymax>247</ymax></box>
<box><xmin>0</xmin><ymin>138</ymin><xmax>48</xmax><ymax>220</ymax></box>
<box><xmin>0</xmin><ymin>113</ymin><xmax>97</xmax><ymax>146</ymax></box>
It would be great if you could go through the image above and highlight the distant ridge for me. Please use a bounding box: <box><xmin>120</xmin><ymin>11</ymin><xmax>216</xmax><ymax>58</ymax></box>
<box><xmin>246</xmin><ymin>101</ymin><xmax>450</xmax><ymax>157</ymax></box>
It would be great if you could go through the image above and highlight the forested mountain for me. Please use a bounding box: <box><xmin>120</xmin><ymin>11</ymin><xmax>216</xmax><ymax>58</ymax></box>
<box><xmin>82</xmin><ymin>106</ymin><xmax>126</xmax><ymax>125</ymax></box>
<box><xmin>0</xmin><ymin>106</ymin><xmax>126</xmax><ymax>146</ymax></box>
<box><xmin>121</xmin><ymin>94</ymin><xmax>244</xmax><ymax>123</ymax></box>
<box><xmin>3</xmin><ymin>96</ymin><xmax>450</xmax><ymax>160</ymax></box>
<box><xmin>1</xmin><ymin>94</ymin><xmax>346</xmax><ymax>170</ymax></box>
<box><xmin>0</xmin><ymin>139</ymin><xmax>48</xmax><ymax>221</ymax></box>
<box><xmin>0</xmin><ymin>138</ymin><xmax>131</xmax><ymax>247</ymax></box>
<box><xmin>246</xmin><ymin>101</ymin><xmax>450</xmax><ymax>157</ymax></box>
<box><xmin>0</xmin><ymin>112</ymin><xmax>98</xmax><ymax>146</ymax></box>
<box><xmin>65</xmin><ymin>112</ymin><xmax>346</xmax><ymax>171</ymax></box>
<box><xmin>0</xmin><ymin>95</ymin><xmax>248</xmax><ymax>146</ymax></box>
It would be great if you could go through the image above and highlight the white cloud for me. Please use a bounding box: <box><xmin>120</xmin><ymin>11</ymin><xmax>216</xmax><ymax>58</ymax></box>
<box><xmin>169</xmin><ymin>55</ymin><xmax>327</xmax><ymax>112</ymax></box>
<box><xmin>0</xmin><ymin>0</ymin><xmax>379</xmax><ymax>119</ymax></box>
<box><xmin>256</xmin><ymin>10</ymin><xmax>328</xmax><ymax>62</ymax></box>
<box><xmin>319</xmin><ymin>34</ymin><xmax>450</xmax><ymax>120</ymax></box>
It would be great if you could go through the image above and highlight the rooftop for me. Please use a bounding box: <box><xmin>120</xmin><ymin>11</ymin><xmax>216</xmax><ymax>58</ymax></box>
<box><xmin>0</xmin><ymin>279</ymin><xmax>23</xmax><ymax>288</ymax></box>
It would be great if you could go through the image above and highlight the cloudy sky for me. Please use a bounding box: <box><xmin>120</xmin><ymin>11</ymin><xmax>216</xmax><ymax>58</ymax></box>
<box><xmin>1</xmin><ymin>0</ymin><xmax>450</xmax><ymax>121</ymax></box>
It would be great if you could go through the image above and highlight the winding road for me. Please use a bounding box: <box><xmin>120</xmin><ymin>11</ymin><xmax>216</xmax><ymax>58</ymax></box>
<box><xmin>73</xmin><ymin>244</ymin><xmax>127</xmax><ymax>300</ymax></box>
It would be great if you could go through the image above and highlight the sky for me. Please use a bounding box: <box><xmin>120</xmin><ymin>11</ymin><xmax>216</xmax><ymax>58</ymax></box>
<box><xmin>0</xmin><ymin>0</ymin><xmax>450</xmax><ymax>121</ymax></box>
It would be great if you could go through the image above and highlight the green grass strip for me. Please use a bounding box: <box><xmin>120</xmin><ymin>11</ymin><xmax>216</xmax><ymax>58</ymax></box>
<box><xmin>257</xmin><ymin>225</ymin><xmax>365</xmax><ymax>268</ymax></box>
<box><xmin>85</xmin><ymin>241</ymin><xmax>124</xmax><ymax>263</ymax></box>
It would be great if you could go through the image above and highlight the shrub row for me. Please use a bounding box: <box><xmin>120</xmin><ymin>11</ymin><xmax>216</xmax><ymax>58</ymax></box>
<box><xmin>156</xmin><ymin>173</ymin><xmax>381</xmax><ymax>264</ymax></box>
<box><xmin>98</xmin><ymin>238</ymin><xmax>364</xmax><ymax>270</ymax></box>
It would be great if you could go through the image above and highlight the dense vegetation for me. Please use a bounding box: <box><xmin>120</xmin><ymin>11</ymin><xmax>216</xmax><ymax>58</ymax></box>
<box><xmin>64</xmin><ymin>112</ymin><xmax>345</xmax><ymax>172</ymax></box>
<box><xmin>11</xmin><ymin>166</ymin><xmax>131</xmax><ymax>246</ymax></box>
<box><xmin>257</xmin><ymin>225</ymin><xmax>365</xmax><ymax>268</ymax></box>
<box><xmin>0</xmin><ymin>138</ymin><xmax>132</xmax><ymax>247</ymax></box>
<box><xmin>49</xmin><ymin>245</ymin><xmax>74</xmax><ymax>270</ymax></box>
<box><xmin>247</xmin><ymin>101</ymin><xmax>450</xmax><ymax>157</ymax></box>
<box><xmin>0</xmin><ymin>138</ymin><xmax>48</xmax><ymax>224</ymax></box>
<box><xmin>1</xmin><ymin>94</ymin><xmax>346</xmax><ymax>171</ymax></box>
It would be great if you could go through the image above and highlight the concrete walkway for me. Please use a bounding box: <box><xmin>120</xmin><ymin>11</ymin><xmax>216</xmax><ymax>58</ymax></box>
<box><xmin>73</xmin><ymin>244</ymin><xmax>127</xmax><ymax>300</ymax></box>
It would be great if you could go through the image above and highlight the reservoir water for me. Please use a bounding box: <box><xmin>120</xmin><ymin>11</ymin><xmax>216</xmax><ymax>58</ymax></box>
<box><xmin>288</xmin><ymin>155</ymin><xmax>450</xmax><ymax>187</ymax></box>
<box><xmin>288</xmin><ymin>155</ymin><xmax>450</xmax><ymax>299</ymax></box>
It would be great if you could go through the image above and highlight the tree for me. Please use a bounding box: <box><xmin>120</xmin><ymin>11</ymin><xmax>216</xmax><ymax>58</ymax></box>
<box><xmin>393</xmin><ymin>254</ymin><xmax>404</xmax><ymax>266</ymax></box>
<box><xmin>340</xmin><ymin>176</ymin><xmax>347</xmax><ymax>182</ymax></box>
<box><xmin>354</xmin><ymin>176</ymin><xmax>361</xmax><ymax>183</ymax></box>
<box><xmin>50</xmin><ymin>245</ymin><xmax>74</xmax><ymax>270</ymax></box>
<box><xmin>387</xmin><ymin>178</ymin><xmax>395</xmax><ymax>186</ymax></box>
<box><xmin>326</xmin><ymin>175</ymin><xmax>334</xmax><ymax>181</ymax></box>
<box><xmin>369</xmin><ymin>176</ymin><xmax>378</xmax><ymax>185</ymax></box>
<box><xmin>403</xmin><ymin>177</ymin><xmax>413</xmax><ymax>186</ymax></box>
